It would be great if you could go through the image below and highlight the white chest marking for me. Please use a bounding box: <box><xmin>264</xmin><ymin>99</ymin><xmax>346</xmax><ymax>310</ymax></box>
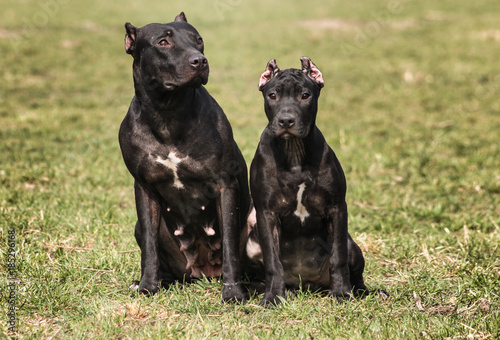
<box><xmin>156</xmin><ymin>152</ymin><xmax>184</xmax><ymax>189</ymax></box>
<box><xmin>294</xmin><ymin>182</ymin><xmax>310</xmax><ymax>225</ymax></box>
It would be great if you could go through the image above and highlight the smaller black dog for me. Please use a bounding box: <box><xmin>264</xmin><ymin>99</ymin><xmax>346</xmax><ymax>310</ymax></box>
<box><xmin>248</xmin><ymin>57</ymin><xmax>373</xmax><ymax>306</ymax></box>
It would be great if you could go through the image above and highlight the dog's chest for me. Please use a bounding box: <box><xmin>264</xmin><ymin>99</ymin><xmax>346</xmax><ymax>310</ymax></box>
<box><xmin>150</xmin><ymin>149</ymin><xmax>213</xmax><ymax>190</ymax></box>
<box><xmin>276</xmin><ymin>176</ymin><xmax>331</xmax><ymax>224</ymax></box>
<box><xmin>153</xmin><ymin>151</ymin><xmax>187</xmax><ymax>188</ymax></box>
<box><xmin>139</xmin><ymin>146</ymin><xmax>219</xmax><ymax>197</ymax></box>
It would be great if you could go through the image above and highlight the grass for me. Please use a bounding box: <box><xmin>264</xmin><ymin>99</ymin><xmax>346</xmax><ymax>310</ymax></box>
<box><xmin>1</xmin><ymin>0</ymin><xmax>499</xmax><ymax>338</ymax></box>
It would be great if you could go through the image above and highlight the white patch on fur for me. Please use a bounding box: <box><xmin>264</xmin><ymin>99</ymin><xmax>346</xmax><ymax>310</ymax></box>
<box><xmin>246</xmin><ymin>237</ymin><xmax>263</xmax><ymax>261</ymax></box>
<box><xmin>247</xmin><ymin>207</ymin><xmax>257</xmax><ymax>228</ymax></box>
<box><xmin>204</xmin><ymin>225</ymin><xmax>215</xmax><ymax>236</ymax></box>
<box><xmin>156</xmin><ymin>152</ymin><xmax>184</xmax><ymax>189</ymax></box>
<box><xmin>294</xmin><ymin>182</ymin><xmax>310</xmax><ymax>225</ymax></box>
<box><xmin>174</xmin><ymin>226</ymin><xmax>184</xmax><ymax>236</ymax></box>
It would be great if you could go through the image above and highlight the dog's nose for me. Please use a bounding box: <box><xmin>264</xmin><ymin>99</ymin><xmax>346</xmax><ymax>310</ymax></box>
<box><xmin>189</xmin><ymin>54</ymin><xmax>208</xmax><ymax>69</ymax></box>
<box><xmin>278</xmin><ymin>114</ymin><xmax>296</xmax><ymax>129</ymax></box>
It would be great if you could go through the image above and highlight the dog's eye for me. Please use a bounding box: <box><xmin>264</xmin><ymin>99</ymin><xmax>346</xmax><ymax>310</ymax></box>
<box><xmin>159</xmin><ymin>39</ymin><xmax>168</xmax><ymax>46</ymax></box>
<box><xmin>302</xmin><ymin>93</ymin><xmax>310</xmax><ymax>100</ymax></box>
<box><xmin>269</xmin><ymin>93</ymin><xmax>277</xmax><ymax>100</ymax></box>
<box><xmin>197</xmin><ymin>37</ymin><xmax>203</xmax><ymax>45</ymax></box>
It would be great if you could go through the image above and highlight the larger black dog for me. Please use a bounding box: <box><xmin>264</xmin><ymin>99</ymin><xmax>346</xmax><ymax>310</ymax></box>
<box><xmin>248</xmin><ymin>58</ymin><xmax>369</xmax><ymax>306</ymax></box>
<box><xmin>119</xmin><ymin>12</ymin><xmax>251</xmax><ymax>302</ymax></box>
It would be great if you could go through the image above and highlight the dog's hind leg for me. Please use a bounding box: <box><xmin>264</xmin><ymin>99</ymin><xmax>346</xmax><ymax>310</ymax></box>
<box><xmin>347</xmin><ymin>234</ymin><xmax>369</xmax><ymax>296</ymax></box>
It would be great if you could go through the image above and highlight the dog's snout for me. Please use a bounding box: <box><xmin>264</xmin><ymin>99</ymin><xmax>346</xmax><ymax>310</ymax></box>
<box><xmin>189</xmin><ymin>54</ymin><xmax>208</xmax><ymax>69</ymax></box>
<box><xmin>278</xmin><ymin>114</ymin><xmax>296</xmax><ymax>129</ymax></box>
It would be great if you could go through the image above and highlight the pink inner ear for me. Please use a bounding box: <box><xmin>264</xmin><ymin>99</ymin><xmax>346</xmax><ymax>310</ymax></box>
<box><xmin>259</xmin><ymin>60</ymin><xmax>280</xmax><ymax>89</ymax></box>
<box><xmin>259</xmin><ymin>69</ymin><xmax>273</xmax><ymax>88</ymax></box>
<box><xmin>301</xmin><ymin>57</ymin><xmax>325</xmax><ymax>87</ymax></box>
<box><xmin>311</xmin><ymin>68</ymin><xmax>324</xmax><ymax>83</ymax></box>
<box><xmin>310</xmin><ymin>65</ymin><xmax>324</xmax><ymax>87</ymax></box>
<box><xmin>125</xmin><ymin>35</ymin><xmax>133</xmax><ymax>51</ymax></box>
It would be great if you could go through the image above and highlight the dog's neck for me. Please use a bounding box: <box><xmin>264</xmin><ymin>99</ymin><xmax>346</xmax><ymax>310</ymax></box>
<box><xmin>135</xmin><ymin>78</ymin><xmax>195</xmax><ymax>113</ymax></box>
<box><xmin>278</xmin><ymin>137</ymin><xmax>307</xmax><ymax>172</ymax></box>
<box><xmin>133</xmin><ymin>66</ymin><xmax>199</xmax><ymax>141</ymax></box>
<box><xmin>132</xmin><ymin>61</ymin><xmax>198</xmax><ymax>110</ymax></box>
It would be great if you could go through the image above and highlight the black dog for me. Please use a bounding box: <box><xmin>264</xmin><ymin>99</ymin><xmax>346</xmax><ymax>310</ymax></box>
<box><xmin>247</xmin><ymin>57</ymin><xmax>370</xmax><ymax>306</ymax></box>
<box><xmin>119</xmin><ymin>12</ymin><xmax>252</xmax><ymax>302</ymax></box>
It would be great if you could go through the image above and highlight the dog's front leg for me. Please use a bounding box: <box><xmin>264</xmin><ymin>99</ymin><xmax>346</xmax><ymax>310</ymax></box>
<box><xmin>256</xmin><ymin>209</ymin><xmax>285</xmax><ymax>306</ymax></box>
<box><xmin>134</xmin><ymin>181</ymin><xmax>162</xmax><ymax>295</ymax></box>
<box><xmin>218</xmin><ymin>181</ymin><xmax>246</xmax><ymax>303</ymax></box>
<box><xmin>327</xmin><ymin>201</ymin><xmax>353</xmax><ymax>300</ymax></box>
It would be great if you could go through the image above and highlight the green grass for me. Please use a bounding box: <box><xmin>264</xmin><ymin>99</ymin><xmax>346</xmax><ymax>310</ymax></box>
<box><xmin>1</xmin><ymin>0</ymin><xmax>499</xmax><ymax>338</ymax></box>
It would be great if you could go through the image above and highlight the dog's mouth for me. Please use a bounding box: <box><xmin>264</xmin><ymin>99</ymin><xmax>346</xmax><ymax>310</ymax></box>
<box><xmin>185</xmin><ymin>65</ymin><xmax>210</xmax><ymax>89</ymax></box>
<box><xmin>275</xmin><ymin>128</ymin><xmax>302</xmax><ymax>140</ymax></box>
<box><xmin>279</xmin><ymin>130</ymin><xmax>295</xmax><ymax>139</ymax></box>
<box><xmin>274</xmin><ymin>122</ymin><xmax>311</xmax><ymax>140</ymax></box>
<box><xmin>191</xmin><ymin>72</ymin><xmax>209</xmax><ymax>87</ymax></box>
<box><xmin>163</xmin><ymin>81</ymin><xmax>178</xmax><ymax>91</ymax></box>
<box><xmin>162</xmin><ymin>70</ymin><xmax>209</xmax><ymax>91</ymax></box>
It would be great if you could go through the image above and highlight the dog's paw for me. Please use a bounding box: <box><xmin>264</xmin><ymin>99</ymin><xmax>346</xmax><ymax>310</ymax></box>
<box><xmin>328</xmin><ymin>290</ymin><xmax>354</xmax><ymax>303</ymax></box>
<box><xmin>373</xmin><ymin>289</ymin><xmax>390</xmax><ymax>300</ymax></box>
<box><xmin>133</xmin><ymin>280</ymin><xmax>160</xmax><ymax>297</ymax></box>
<box><xmin>129</xmin><ymin>280</ymin><xmax>140</xmax><ymax>291</ymax></box>
<box><xmin>222</xmin><ymin>283</ymin><xmax>246</xmax><ymax>304</ymax></box>
<box><xmin>128</xmin><ymin>280</ymin><xmax>142</xmax><ymax>297</ymax></box>
<box><xmin>354</xmin><ymin>288</ymin><xmax>390</xmax><ymax>300</ymax></box>
<box><xmin>260</xmin><ymin>294</ymin><xmax>286</xmax><ymax>308</ymax></box>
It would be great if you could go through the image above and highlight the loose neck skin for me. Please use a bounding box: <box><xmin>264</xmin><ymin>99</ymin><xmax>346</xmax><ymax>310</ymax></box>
<box><xmin>132</xmin><ymin>64</ymin><xmax>197</xmax><ymax>141</ymax></box>
<box><xmin>133</xmin><ymin>63</ymin><xmax>195</xmax><ymax>113</ymax></box>
<box><xmin>276</xmin><ymin>136</ymin><xmax>307</xmax><ymax>172</ymax></box>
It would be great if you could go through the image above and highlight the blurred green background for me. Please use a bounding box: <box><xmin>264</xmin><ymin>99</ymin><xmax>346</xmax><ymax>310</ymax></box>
<box><xmin>1</xmin><ymin>0</ymin><xmax>499</xmax><ymax>338</ymax></box>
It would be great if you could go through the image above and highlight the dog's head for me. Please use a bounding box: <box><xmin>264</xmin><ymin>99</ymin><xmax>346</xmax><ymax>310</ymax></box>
<box><xmin>258</xmin><ymin>57</ymin><xmax>324</xmax><ymax>139</ymax></box>
<box><xmin>124</xmin><ymin>12</ymin><xmax>209</xmax><ymax>93</ymax></box>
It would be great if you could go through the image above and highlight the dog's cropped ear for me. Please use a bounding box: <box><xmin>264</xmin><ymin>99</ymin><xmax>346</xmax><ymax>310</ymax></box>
<box><xmin>259</xmin><ymin>59</ymin><xmax>280</xmax><ymax>90</ymax></box>
<box><xmin>175</xmin><ymin>12</ymin><xmax>187</xmax><ymax>22</ymax></box>
<box><xmin>300</xmin><ymin>57</ymin><xmax>324</xmax><ymax>88</ymax></box>
<box><xmin>124</xmin><ymin>22</ymin><xmax>137</xmax><ymax>55</ymax></box>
